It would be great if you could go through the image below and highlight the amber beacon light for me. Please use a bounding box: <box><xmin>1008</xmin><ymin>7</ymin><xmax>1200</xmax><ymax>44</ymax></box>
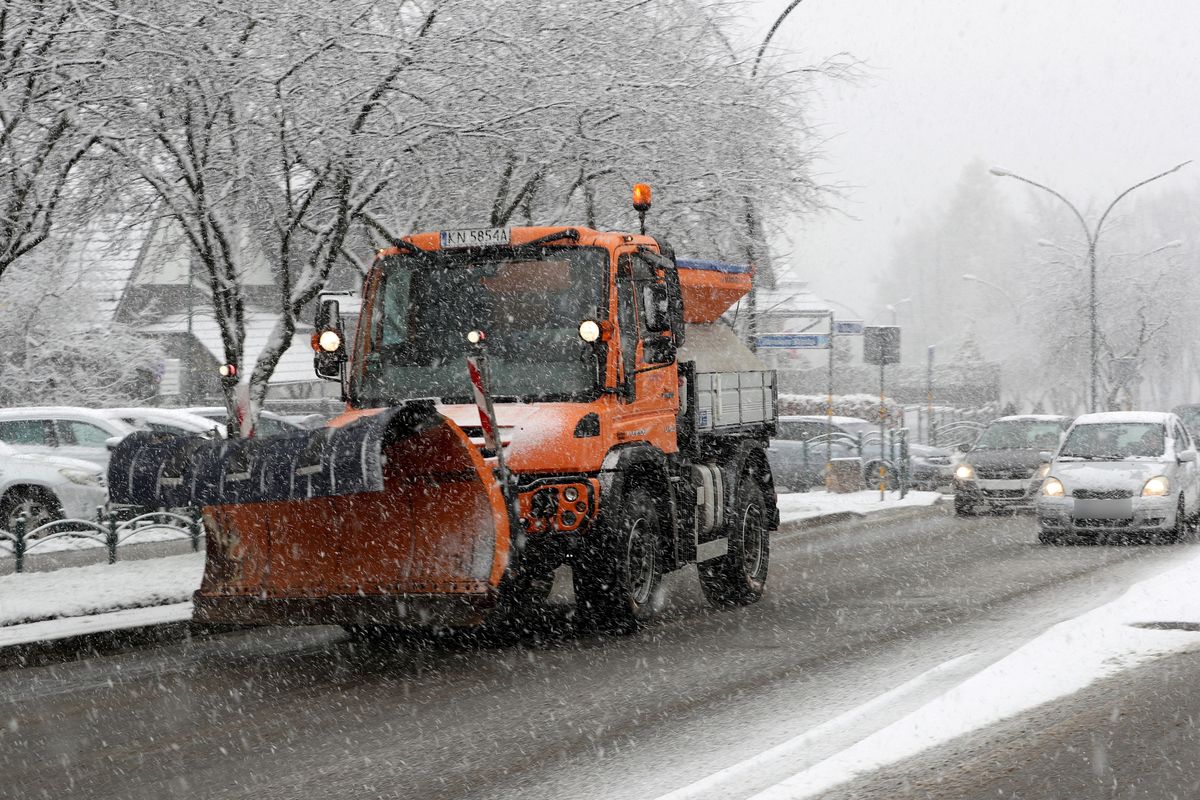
<box><xmin>632</xmin><ymin>183</ymin><xmax>652</xmax><ymax>234</ymax></box>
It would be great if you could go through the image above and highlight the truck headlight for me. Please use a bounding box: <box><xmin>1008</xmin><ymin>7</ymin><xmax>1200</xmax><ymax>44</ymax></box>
<box><xmin>1042</xmin><ymin>477</ymin><xmax>1064</xmax><ymax>497</ymax></box>
<box><xmin>1142</xmin><ymin>475</ymin><xmax>1170</xmax><ymax>497</ymax></box>
<box><xmin>954</xmin><ymin>463</ymin><xmax>975</xmax><ymax>481</ymax></box>
<box><xmin>60</xmin><ymin>467</ymin><xmax>104</xmax><ymax>487</ymax></box>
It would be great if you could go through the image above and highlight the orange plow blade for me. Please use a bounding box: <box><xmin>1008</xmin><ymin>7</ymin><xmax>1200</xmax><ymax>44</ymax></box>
<box><xmin>108</xmin><ymin>403</ymin><xmax>512</xmax><ymax>628</ymax></box>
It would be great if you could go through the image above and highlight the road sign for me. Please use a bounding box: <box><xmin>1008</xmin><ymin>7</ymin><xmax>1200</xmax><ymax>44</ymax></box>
<box><xmin>863</xmin><ymin>326</ymin><xmax>901</xmax><ymax>365</ymax></box>
<box><xmin>833</xmin><ymin>320</ymin><xmax>865</xmax><ymax>335</ymax></box>
<box><xmin>755</xmin><ymin>333</ymin><xmax>831</xmax><ymax>349</ymax></box>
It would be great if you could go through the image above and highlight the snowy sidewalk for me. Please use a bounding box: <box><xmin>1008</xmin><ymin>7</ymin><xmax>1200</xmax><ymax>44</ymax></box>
<box><xmin>0</xmin><ymin>491</ymin><xmax>940</xmax><ymax>649</ymax></box>
<box><xmin>777</xmin><ymin>489</ymin><xmax>943</xmax><ymax>528</ymax></box>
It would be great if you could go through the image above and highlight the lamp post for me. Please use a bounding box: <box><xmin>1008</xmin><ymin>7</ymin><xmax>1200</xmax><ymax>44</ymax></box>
<box><xmin>884</xmin><ymin>297</ymin><xmax>911</xmax><ymax>325</ymax></box>
<box><xmin>990</xmin><ymin>162</ymin><xmax>1190</xmax><ymax>413</ymax></box>
<box><xmin>961</xmin><ymin>273</ymin><xmax>1021</xmax><ymax>323</ymax></box>
<box><xmin>745</xmin><ymin>0</ymin><xmax>808</xmax><ymax>351</ymax></box>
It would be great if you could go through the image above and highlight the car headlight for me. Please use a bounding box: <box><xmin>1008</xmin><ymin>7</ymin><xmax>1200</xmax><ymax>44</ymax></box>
<box><xmin>954</xmin><ymin>463</ymin><xmax>975</xmax><ymax>481</ymax></box>
<box><xmin>60</xmin><ymin>467</ymin><xmax>104</xmax><ymax>487</ymax></box>
<box><xmin>1142</xmin><ymin>475</ymin><xmax>1170</xmax><ymax>497</ymax></box>
<box><xmin>1034</xmin><ymin>463</ymin><xmax>1051</xmax><ymax>480</ymax></box>
<box><xmin>1042</xmin><ymin>477</ymin><xmax>1065</xmax><ymax>497</ymax></box>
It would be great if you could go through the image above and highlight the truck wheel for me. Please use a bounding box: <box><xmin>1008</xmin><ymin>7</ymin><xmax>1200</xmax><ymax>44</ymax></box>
<box><xmin>573</xmin><ymin>485</ymin><xmax>663</xmax><ymax>633</ymax></box>
<box><xmin>0</xmin><ymin>487</ymin><xmax>63</xmax><ymax>537</ymax></box>
<box><xmin>699</xmin><ymin>479</ymin><xmax>769</xmax><ymax>607</ymax></box>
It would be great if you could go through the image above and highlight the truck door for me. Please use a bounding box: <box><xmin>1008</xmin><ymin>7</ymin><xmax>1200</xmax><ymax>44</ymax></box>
<box><xmin>614</xmin><ymin>250</ymin><xmax>679</xmax><ymax>452</ymax></box>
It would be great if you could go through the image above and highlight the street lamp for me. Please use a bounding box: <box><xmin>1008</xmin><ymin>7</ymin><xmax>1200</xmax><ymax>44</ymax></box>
<box><xmin>990</xmin><ymin>162</ymin><xmax>1190</xmax><ymax>412</ymax></box>
<box><xmin>961</xmin><ymin>273</ymin><xmax>1021</xmax><ymax>322</ymax></box>
<box><xmin>745</xmin><ymin>0</ymin><xmax>808</xmax><ymax>352</ymax></box>
<box><xmin>883</xmin><ymin>297</ymin><xmax>911</xmax><ymax>325</ymax></box>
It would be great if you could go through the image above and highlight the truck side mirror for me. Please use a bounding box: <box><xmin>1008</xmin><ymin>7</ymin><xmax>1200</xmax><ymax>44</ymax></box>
<box><xmin>642</xmin><ymin>284</ymin><xmax>671</xmax><ymax>333</ymax></box>
<box><xmin>313</xmin><ymin>299</ymin><xmax>346</xmax><ymax>381</ymax></box>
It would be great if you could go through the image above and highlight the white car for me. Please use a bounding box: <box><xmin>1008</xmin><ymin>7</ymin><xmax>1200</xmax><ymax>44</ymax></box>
<box><xmin>1036</xmin><ymin>411</ymin><xmax>1200</xmax><ymax>544</ymax></box>
<box><xmin>0</xmin><ymin>406</ymin><xmax>138</xmax><ymax>468</ymax></box>
<box><xmin>96</xmin><ymin>407</ymin><xmax>226</xmax><ymax>439</ymax></box>
<box><xmin>0</xmin><ymin>440</ymin><xmax>108</xmax><ymax>534</ymax></box>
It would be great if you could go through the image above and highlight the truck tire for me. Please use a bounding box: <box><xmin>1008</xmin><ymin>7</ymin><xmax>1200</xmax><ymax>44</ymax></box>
<box><xmin>699</xmin><ymin>479</ymin><xmax>769</xmax><ymax>607</ymax></box>
<box><xmin>573</xmin><ymin>485</ymin><xmax>663</xmax><ymax>633</ymax></box>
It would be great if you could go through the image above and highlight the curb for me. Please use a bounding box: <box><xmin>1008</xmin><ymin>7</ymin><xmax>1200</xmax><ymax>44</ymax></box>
<box><xmin>775</xmin><ymin>497</ymin><xmax>945</xmax><ymax>538</ymax></box>
<box><xmin>0</xmin><ymin>603</ymin><xmax>244</xmax><ymax>671</ymax></box>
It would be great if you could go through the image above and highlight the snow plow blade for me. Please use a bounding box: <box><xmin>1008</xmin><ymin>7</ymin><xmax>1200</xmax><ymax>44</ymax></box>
<box><xmin>107</xmin><ymin>402</ymin><xmax>512</xmax><ymax>628</ymax></box>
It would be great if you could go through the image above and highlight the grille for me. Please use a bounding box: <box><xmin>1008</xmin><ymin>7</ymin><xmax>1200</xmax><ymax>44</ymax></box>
<box><xmin>1072</xmin><ymin>489</ymin><xmax>1133</xmax><ymax>499</ymax></box>
<box><xmin>1073</xmin><ymin>518</ymin><xmax>1133</xmax><ymax>529</ymax></box>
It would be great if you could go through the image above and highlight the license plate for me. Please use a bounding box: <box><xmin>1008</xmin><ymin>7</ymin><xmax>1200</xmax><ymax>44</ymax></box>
<box><xmin>440</xmin><ymin>227</ymin><xmax>510</xmax><ymax>249</ymax></box>
<box><xmin>1074</xmin><ymin>498</ymin><xmax>1132</xmax><ymax>519</ymax></box>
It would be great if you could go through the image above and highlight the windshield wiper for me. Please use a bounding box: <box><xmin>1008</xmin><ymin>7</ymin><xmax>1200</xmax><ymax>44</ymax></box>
<box><xmin>1058</xmin><ymin>453</ymin><xmax>1119</xmax><ymax>461</ymax></box>
<box><xmin>523</xmin><ymin>228</ymin><xmax>579</xmax><ymax>248</ymax></box>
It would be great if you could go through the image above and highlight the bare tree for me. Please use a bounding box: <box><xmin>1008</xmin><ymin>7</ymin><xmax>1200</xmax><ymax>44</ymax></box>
<box><xmin>0</xmin><ymin>0</ymin><xmax>111</xmax><ymax>280</ymax></box>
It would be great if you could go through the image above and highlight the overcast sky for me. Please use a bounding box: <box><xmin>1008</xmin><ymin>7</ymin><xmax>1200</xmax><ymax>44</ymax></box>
<box><xmin>742</xmin><ymin>0</ymin><xmax>1200</xmax><ymax>320</ymax></box>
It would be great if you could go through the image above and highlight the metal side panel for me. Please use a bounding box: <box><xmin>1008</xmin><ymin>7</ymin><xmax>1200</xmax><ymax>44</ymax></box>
<box><xmin>693</xmin><ymin>369</ymin><xmax>776</xmax><ymax>431</ymax></box>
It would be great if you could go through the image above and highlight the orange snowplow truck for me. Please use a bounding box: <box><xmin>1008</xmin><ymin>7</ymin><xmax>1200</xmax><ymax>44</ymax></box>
<box><xmin>109</xmin><ymin>216</ymin><xmax>779</xmax><ymax>632</ymax></box>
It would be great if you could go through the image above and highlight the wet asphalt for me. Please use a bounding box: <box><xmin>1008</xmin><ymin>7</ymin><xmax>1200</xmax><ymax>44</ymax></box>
<box><xmin>1</xmin><ymin>504</ymin><xmax>1198</xmax><ymax>800</ymax></box>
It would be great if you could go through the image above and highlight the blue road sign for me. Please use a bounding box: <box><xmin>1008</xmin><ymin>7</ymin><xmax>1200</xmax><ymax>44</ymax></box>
<box><xmin>756</xmin><ymin>333</ymin><xmax>831</xmax><ymax>349</ymax></box>
<box><xmin>833</xmin><ymin>320</ymin><xmax>865</xmax><ymax>335</ymax></box>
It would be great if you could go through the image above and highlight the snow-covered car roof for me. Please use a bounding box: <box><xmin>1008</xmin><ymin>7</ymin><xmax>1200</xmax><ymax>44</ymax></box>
<box><xmin>1070</xmin><ymin>411</ymin><xmax>1175</xmax><ymax>426</ymax></box>
<box><xmin>96</xmin><ymin>407</ymin><xmax>227</xmax><ymax>436</ymax></box>
<box><xmin>0</xmin><ymin>406</ymin><xmax>137</xmax><ymax>433</ymax></box>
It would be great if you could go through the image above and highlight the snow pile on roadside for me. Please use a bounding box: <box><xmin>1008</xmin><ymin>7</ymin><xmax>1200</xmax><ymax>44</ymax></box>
<box><xmin>776</xmin><ymin>489</ymin><xmax>942</xmax><ymax>526</ymax></box>
<box><xmin>0</xmin><ymin>553</ymin><xmax>204</xmax><ymax>626</ymax></box>
<box><xmin>756</xmin><ymin>545</ymin><xmax>1200</xmax><ymax>799</ymax></box>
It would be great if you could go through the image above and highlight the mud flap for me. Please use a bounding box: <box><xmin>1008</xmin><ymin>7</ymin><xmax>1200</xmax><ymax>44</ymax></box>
<box><xmin>108</xmin><ymin>402</ymin><xmax>442</xmax><ymax>507</ymax></box>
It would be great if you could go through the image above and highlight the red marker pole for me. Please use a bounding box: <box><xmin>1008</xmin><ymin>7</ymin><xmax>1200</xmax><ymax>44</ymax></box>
<box><xmin>465</xmin><ymin>331</ymin><xmax>513</xmax><ymax>499</ymax></box>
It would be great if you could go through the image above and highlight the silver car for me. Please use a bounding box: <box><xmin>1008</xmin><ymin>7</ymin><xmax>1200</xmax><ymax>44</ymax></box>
<box><xmin>0</xmin><ymin>440</ymin><xmax>108</xmax><ymax>533</ymax></box>
<box><xmin>1036</xmin><ymin>411</ymin><xmax>1200</xmax><ymax>544</ymax></box>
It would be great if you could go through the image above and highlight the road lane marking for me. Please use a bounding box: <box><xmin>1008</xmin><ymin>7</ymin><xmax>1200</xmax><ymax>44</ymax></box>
<box><xmin>649</xmin><ymin>652</ymin><xmax>977</xmax><ymax>800</ymax></box>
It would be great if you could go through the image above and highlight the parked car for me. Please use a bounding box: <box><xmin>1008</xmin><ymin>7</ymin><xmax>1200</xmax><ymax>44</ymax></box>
<box><xmin>0</xmin><ymin>440</ymin><xmax>107</xmax><ymax>533</ymax></box>
<box><xmin>96</xmin><ymin>407</ymin><xmax>226</xmax><ymax>439</ymax></box>
<box><xmin>181</xmin><ymin>407</ymin><xmax>304</xmax><ymax>437</ymax></box>
<box><xmin>1036</xmin><ymin>411</ymin><xmax>1200</xmax><ymax>544</ymax></box>
<box><xmin>0</xmin><ymin>407</ymin><xmax>138</xmax><ymax>468</ymax></box>
<box><xmin>767</xmin><ymin>415</ymin><xmax>952</xmax><ymax>491</ymax></box>
<box><xmin>953</xmin><ymin>414</ymin><xmax>1072</xmax><ymax>515</ymax></box>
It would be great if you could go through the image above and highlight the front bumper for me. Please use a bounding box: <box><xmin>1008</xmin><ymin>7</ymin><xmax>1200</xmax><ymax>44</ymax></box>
<box><xmin>955</xmin><ymin>477</ymin><xmax>1039</xmax><ymax>509</ymax></box>
<box><xmin>1036</xmin><ymin>495</ymin><xmax>1175</xmax><ymax>534</ymax></box>
<box><xmin>911</xmin><ymin>463</ymin><xmax>953</xmax><ymax>488</ymax></box>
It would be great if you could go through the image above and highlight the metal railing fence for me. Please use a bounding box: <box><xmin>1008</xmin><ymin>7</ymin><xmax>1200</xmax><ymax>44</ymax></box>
<box><xmin>0</xmin><ymin>508</ymin><xmax>202</xmax><ymax>573</ymax></box>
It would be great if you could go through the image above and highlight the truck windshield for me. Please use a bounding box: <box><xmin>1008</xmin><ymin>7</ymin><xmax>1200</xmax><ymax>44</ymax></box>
<box><xmin>352</xmin><ymin>247</ymin><xmax>608</xmax><ymax>405</ymax></box>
